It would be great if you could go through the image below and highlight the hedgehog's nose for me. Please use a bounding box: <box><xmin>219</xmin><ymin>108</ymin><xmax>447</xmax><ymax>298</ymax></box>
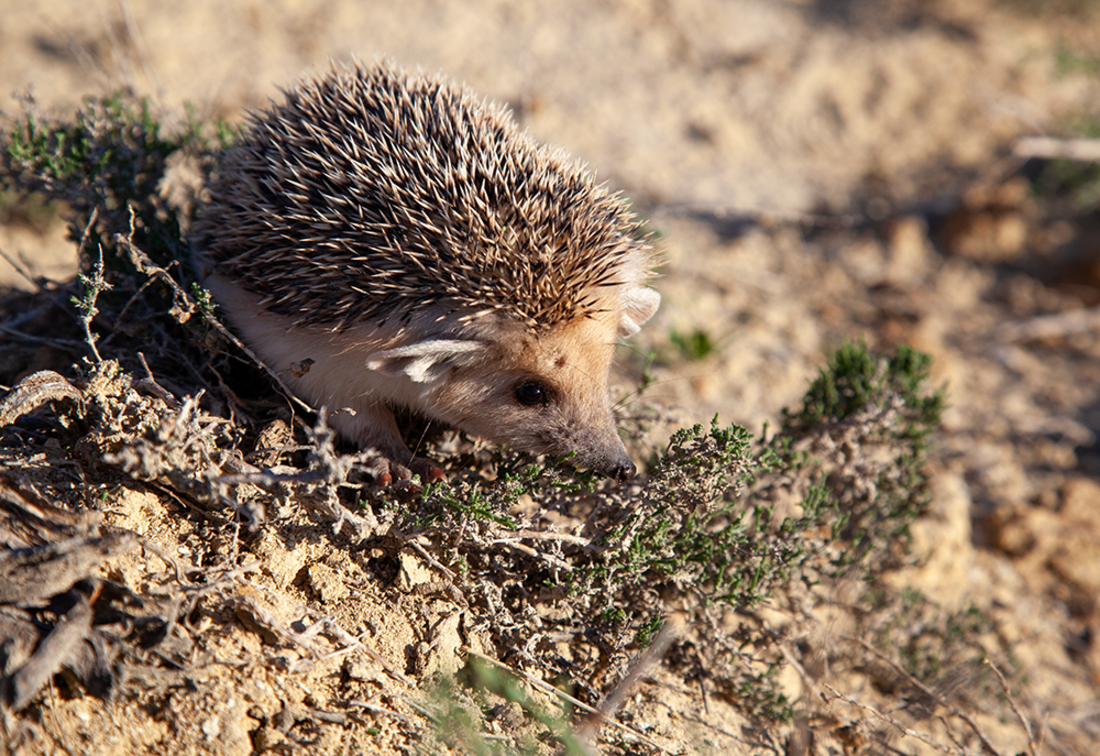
<box><xmin>611</xmin><ymin>460</ymin><xmax>636</xmax><ymax>482</ymax></box>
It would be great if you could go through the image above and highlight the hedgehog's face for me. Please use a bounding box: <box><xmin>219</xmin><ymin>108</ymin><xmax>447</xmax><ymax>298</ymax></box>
<box><xmin>364</xmin><ymin>285</ymin><xmax>659</xmax><ymax>480</ymax></box>
<box><xmin>437</xmin><ymin>312</ymin><xmax>637</xmax><ymax>479</ymax></box>
<box><xmin>364</xmin><ymin>315</ymin><xmax>627</xmax><ymax>478</ymax></box>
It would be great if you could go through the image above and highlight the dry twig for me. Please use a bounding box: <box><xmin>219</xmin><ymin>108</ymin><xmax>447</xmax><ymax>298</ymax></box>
<box><xmin>986</xmin><ymin>658</ymin><xmax>1044</xmax><ymax>756</ymax></box>
<box><xmin>462</xmin><ymin>648</ymin><xmax>672</xmax><ymax>753</ymax></box>
<box><xmin>994</xmin><ymin>306</ymin><xmax>1100</xmax><ymax>344</ymax></box>
<box><xmin>1013</xmin><ymin>136</ymin><xmax>1100</xmax><ymax>162</ymax></box>
<box><xmin>113</xmin><ymin>225</ymin><xmax>315</xmax><ymax>416</ymax></box>
<box><xmin>72</xmin><ymin>209</ymin><xmax>109</xmax><ymax>363</ymax></box>
<box><xmin>576</xmin><ymin>613</ymin><xmax>683</xmax><ymax>749</ymax></box>
<box><xmin>0</xmin><ymin>246</ymin><xmax>42</xmax><ymax>292</ymax></box>
<box><xmin>820</xmin><ymin>683</ymin><xmax>967</xmax><ymax>756</ymax></box>
<box><xmin>844</xmin><ymin>635</ymin><xmax>1002</xmax><ymax>756</ymax></box>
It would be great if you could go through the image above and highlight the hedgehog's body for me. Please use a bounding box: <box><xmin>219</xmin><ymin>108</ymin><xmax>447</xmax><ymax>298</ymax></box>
<box><xmin>195</xmin><ymin>60</ymin><xmax>659</xmax><ymax>483</ymax></box>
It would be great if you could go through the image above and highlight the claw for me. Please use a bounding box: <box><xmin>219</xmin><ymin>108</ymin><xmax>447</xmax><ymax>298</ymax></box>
<box><xmin>410</xmin><ymin>458</ymin><xmax>446</xmax><ymax>484</ymax></box>
<box><xmin>363</xmin><ymin>454</ymin><xmax>445</xmax><ymax>490</ymax></box>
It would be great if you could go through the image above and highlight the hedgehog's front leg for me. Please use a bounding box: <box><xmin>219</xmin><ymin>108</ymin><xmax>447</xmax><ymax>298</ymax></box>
<box><xmin>328</xmin><ymin>401</ymin><xmax>445</xmax><ymax>486</ymax></box>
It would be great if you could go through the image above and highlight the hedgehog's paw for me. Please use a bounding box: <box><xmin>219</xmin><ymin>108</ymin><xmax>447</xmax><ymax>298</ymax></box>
<box><xmin>363</xmin><ymin>454</ymin><xmax>446</xmax><ymax>489</ymax></box>
<box><xmin>408</xmin><ymin>457</ymin><xmax>447</xmax><ymax>486</ymax></box>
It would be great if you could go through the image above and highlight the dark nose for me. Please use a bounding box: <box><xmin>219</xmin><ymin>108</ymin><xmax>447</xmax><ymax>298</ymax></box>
<box><xmin>611</xmin><ymin>460</ymin><xmax>636</xmax><ymax>482</ymax></box>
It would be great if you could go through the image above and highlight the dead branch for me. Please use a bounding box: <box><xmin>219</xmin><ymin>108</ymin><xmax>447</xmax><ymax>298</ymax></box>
<box><xmin>72</xmin><ymin>208</ymin><xmax>107</xmax><ymax>363</ymax></box>
<box><xmin>0</xmin><ymin>371</ymin><xmax>83</xmax><ymax>428</ymax></box>
<box><xmin>0</xmin><ymin>246</ymin><xmax>42</xmax><ymax>293</ymax></box>
<box><xmin>462</xmin><ymin>647</ymin><xmax>672</xmax><ymax>754</ymax></box>
<box><xmin>995</xmin><ymin>305</ymin><xmax>1100</xmax><ymax>344</ymax></box>
<box><xmin>843</xmin><ymin>635</ymin><xmax>1003</xmax><ymax>756</ymax></box>
<box><xmin>1013</xmin><ymin>136</ymin><xmax>1100</xmax><ymax>162</ymax></box>
<box><xmin>820</xmin><ymin>683</ymin><xmax>967</xmax><ymax>756</ymax></box>
<box><xmin>986</xmin><ymin>659</ymin><xmax>1042</xmax><ymax>756</ymax></box>
<box><xmin>577</xmin><ymin>613</ymin><xmax>684</xmax><ymax>749</ymax></box>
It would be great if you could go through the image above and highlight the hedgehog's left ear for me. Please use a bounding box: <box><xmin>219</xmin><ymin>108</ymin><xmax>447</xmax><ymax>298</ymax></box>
<box><xmin>618</xmin><ymin>286</ymin><xmax>660</xmax><ymax>337</ymax></box>
<box><xmin>366</xmin><ymin>339</ymin><xmax>486</xmax><ymax>383</ymax></box>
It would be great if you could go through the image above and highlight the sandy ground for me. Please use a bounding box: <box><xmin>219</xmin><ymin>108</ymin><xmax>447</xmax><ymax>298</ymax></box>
<box><xmin>2</xmin><ymin>1</ymin><xmax>1100</xmax><ymax>754</ymax></box>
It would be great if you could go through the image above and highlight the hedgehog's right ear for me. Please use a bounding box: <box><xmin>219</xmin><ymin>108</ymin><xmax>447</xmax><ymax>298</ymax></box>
<box><xmin>618</xmin><ymin>286</ymin><xmax>660</xmax><ymax>337</ymax></box>
<box><xmin>365</xmin><ymin>339</ymin><xmax>487</xmax><ymax>384</ymax></box>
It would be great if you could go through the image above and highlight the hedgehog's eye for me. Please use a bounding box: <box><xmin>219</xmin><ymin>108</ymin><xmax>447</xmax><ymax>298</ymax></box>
<box><xmin>514</xmin><ymin>380</ymin><xmax>549</xmax><ymax>407</ymax></box>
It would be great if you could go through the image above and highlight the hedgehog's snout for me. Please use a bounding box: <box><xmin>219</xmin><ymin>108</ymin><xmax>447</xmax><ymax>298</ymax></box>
<box><xmin>611</xmin><ymin>459</ymin><xmax>636</xmax><ymax>482</ymax></box>
<box><xmin>577</xmin><ymin>434</ymin><xmax>636</xmax><ymax>482</ymax></box>
<box><xmin>528</xmin><ymin>417</ymin><xmax>636</xmax><ymax>482</ymax></box>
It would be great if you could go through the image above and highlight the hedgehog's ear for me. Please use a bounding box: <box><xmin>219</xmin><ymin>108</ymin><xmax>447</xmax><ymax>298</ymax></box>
<box><xmin>365</xmin><ymin>339</ymin><xmax>487</xmax><ymax>384</ymax></box>
<box><xmin>618</xmin><ymin>286</ymin><xmax>660</xmax><ymax>337</ymax></box>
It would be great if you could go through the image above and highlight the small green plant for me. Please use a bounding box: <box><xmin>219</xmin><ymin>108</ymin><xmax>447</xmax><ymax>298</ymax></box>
<box><xmin>582</xmin><ymin>341</ymin><xmax>943</xmax><ymax>615</ymax></box>
<box><xmin>1033</xmin><ymin>153</ymin><xmax>1100</xmax><ymax>212</ymax></box>
<box><xmin>778</xmin><ymin>340</ymin><xmax>945</xmax><ymax>566</ymax></box>
<box><xmin>1</xmin><ymin>91</ymin><xmax>241</xmax><ymax>374</ymax></box>
<box><xmin>4</xmin><ymin>92</ymin><xmax>210</xmax><ymax>267</ymax></box>
<box><xmin>400</xmin><ymin>453</ymin><xmax>599</xmax><ymax>531</ymax></box>
<box><xmin>70</xmin><ymin>223</ymin><xmax>111</xmax><ymax>361</ymax></box>
<box><xmin>860</xmin><ymin>588</ymin><xmax>1010</xmax><ymax>718</ymax></box>
<box><xmin>719</xmin><ymin>663</ymin><xmax>793</xmax><ymax>724</ymax></box>
<box><xmin>420</xmin><ymin>479</ymin><xmax>521</xmax><ymax>529</ymax></box>
<box><xmin>575</xmin><ymin>417</ymin><xmax>819</xmax><ymax>618</ymax></box>
<box><xmin>635</xmin><ymin>615</ymin><xmax>663</xmax><ymax>648</ymax></box>
<box><xmin>427</xmin><ymin>659</ymin><xmax>588</xmax><ymax>756</ymax></box>
<box><xmin>783</xmin><ymin>340</ymin><xmax>943</xmax><ymax>439</ymax></box>
<box><xmin>1055</xmin><ymin>44</ymin><xmax>1100</xmax><ymax>78</ymax></box>
<box><xmin>668</xmin><ymin>327</ymin><xmax>715</xmax><ymax>361</ymax></box>
<box><xmin>190</xmin><ymin>282</ymin><xmax>216</xmax><ymax>315</ymax></box>
<box><xmin>2</xmin><ymin>90</ymin><xmax>241</xmax><ymax>374</ymax></box>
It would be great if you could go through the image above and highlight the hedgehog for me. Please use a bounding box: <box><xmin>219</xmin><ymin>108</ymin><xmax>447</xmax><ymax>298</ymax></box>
<box><xmin>193</xmin><ymin>59</ymin><xmax>660</xmax><ymax>485</ymax></box>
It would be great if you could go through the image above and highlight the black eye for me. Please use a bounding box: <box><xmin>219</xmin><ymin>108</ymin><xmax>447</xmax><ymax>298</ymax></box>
<box><xmin>514</xmin><ymin>380</ymin><xmax>549</xmax><ymax>407</ymax></box>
